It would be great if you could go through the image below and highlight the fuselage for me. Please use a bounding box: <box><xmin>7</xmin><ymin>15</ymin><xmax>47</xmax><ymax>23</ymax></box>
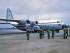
<box><xmin>12</xmin><ymin>20</ymin><xmax>63</xmax><ymax>32</ymax></box>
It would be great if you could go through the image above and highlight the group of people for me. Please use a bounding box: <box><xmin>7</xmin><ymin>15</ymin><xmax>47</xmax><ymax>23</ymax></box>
<box><xmin>38</xmin><ymin>28</ymin><xmax>69</xmax><ymax>39</ymax></box>
<box><xmin>26</xmin><ymin>28</ymin><xmax>69</xmax><ymax>40</ymax></box>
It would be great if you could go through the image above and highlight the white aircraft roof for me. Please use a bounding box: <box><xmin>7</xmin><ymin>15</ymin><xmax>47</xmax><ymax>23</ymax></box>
<box><xmin>38</xmin><ymin>20</ymin><xmax>64</xmax><ymax>24</ymax></box>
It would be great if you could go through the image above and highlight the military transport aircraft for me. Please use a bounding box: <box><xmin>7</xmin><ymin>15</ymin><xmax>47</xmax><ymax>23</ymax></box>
<box><xmin>0</xmin><ymin>8</ymin><xmax>66</xmax><ymax>33</ymax></box>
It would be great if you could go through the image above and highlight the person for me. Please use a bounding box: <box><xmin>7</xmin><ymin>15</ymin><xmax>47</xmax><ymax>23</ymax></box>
<box><xmin>26</xmin><ymin>30</ymin><xmax>30</xmax><ymax>40</ymax></box>
<box><xmin>47</xmin><ymin>30</ymin><xmax>50</xmax><ymax>39</ymax></box>
<box><xmin>52</xmin><ymin>30</ymin><xmax>55</xmax><ymax>39</ymax></box>
<box><xmin>63</xmin><ymin>28</ymin><xmax>68</xmax><ymax>39</ymax></box>
<box><xmin>39</xmin><ymin>29</ymin><xmax>44</xmax><ymax>39</ymax></box>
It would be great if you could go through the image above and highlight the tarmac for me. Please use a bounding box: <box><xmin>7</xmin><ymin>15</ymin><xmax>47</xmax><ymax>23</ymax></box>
<box><xmin>0</xmin><ymin>29</ymin><xmax>70</xmax><ymax>53</ymax></box>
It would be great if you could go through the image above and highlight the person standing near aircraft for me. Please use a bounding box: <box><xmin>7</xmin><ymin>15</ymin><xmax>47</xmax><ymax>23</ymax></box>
<box><xmin>51</xmin><ymin>30</ymin><xmax>55</xmax><ymax>39</ymax></box>
<box><xmin>47</xmin><ymin>30</ymin><xmax>51</xmax><ymax>39</ymax></box>
<box><xmin>63</xmin><ymin>28</ymin><xmax>68</xmax><ymax>39</ymax></box>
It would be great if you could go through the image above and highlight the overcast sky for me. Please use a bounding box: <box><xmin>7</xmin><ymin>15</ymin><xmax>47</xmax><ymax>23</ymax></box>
<box><xmin>0</xmin><ymin>0</ymin><xmax>70</xmax><ymax>25</ymax></box>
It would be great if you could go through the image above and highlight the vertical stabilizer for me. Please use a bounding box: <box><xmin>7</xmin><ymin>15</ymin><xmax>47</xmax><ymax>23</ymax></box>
<box><xmin>6</xmin><ymin>8</ymin><xmax>13</xmax><ymax>19</ymax></box>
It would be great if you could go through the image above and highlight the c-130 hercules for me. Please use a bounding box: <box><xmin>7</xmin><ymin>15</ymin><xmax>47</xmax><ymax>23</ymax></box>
<box><xmin>0</xmin><ymin>8</ymin><xmax>66</xmax><ymax>32</ymax></box>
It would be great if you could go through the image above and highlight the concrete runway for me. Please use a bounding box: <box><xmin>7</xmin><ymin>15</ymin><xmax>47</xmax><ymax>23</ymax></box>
<box><xmin>0</xmin><ymin>29</ymin><xmax>70</xmax><ymax>53</ymax></box>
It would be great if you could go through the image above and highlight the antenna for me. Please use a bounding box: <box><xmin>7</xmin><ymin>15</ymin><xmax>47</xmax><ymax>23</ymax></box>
<box><xmin>35</xmin><ymin>16</ymin><xmax>38</xmax><ymax>24</ymax></box>
<box><xmin>36</xmin><ymin>16</ymin><xmax>37</xmax><ymax>21</ymax></box>
<box><xmin>26</xmin><ymin>16</ymin><xmax>30</xmax><ymax>20</ymax></box>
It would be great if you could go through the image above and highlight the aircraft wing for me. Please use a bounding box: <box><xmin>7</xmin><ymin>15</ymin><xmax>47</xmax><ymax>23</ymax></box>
<box><xmin>0</xmin><ymin>19</ymin><xmax>20</xmax><ymax>22</ymax></box>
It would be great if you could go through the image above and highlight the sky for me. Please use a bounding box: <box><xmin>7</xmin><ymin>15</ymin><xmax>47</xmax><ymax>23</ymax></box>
<box><xmin>0</xmin><ymin>0</ymin><xmax>70</xmax><ymax>25</ymax></box>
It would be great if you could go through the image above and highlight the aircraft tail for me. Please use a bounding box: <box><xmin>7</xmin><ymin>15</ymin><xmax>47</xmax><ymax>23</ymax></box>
<box><xmin>6</xmin><ymin>8</ymin><xmax>13</xmax><ymax>19</ymax></box>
